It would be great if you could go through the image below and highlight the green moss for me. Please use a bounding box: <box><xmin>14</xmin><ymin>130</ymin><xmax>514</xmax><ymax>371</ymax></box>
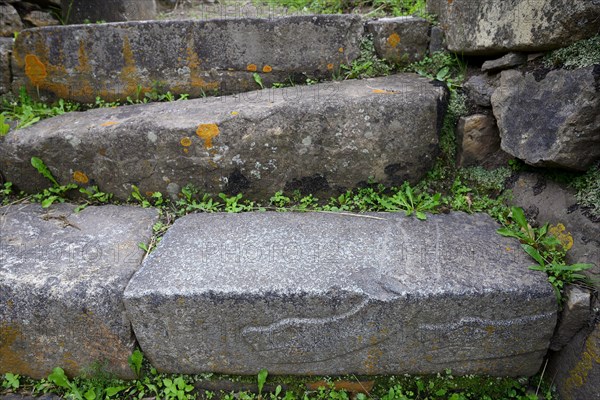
<box><xmin>571</xmin><ymin>163</ymin><xmax>600</xmax><ymax>219</ymax></box>
<box><xmin>544</xmin><ymin>35</ymin><xmax>600</xmax><ymax>69</ymax></box>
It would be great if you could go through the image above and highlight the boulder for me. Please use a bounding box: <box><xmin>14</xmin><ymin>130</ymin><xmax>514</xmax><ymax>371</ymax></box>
<box><xmin>428</xmin><ymin>26</ymin><xmax>445</xmax><ymax>54</ymax></box>
<box><xmin>548</xmin><ymin>304</ymin><xmax>600</xmax><ymax>400</ymax></box>
<box><xmin>11</xmin><ymin>16</ymin><xmax>363</xmax><ymax>102</ymax></box>
<box><xmin>463</xmin><ymin>73</ymin><xmax>498</xmax><ymax>108</ymax></box>
<box><xmin>456</xmin><ymin>114</ymin><xmax>508</xmax><ymax>168</ymax></box>
<box><xmin>61</xmin><ymin>0</ymin><xmax>157</xmax><ymax>24</ymax></box>
<box><xmin>123</xmin><ymin>211</ymin><xmax>557</xmax><ymax>376</ymax></box>
<box><xmin>22</xmin><ymin>10</ymin><xmax>60</xmax><ymax>28</ymax></box>
<box><xmin>0</xmin><ymin>203</ymin><xmax>158</xmax><ymax>378</ymax></box>
<box><xmin>426</xmin><ymin>0</ymin><xmax>600</xmax><ymax>55</ymax></box>
<box><xmin>550</xmin><ymin>286</ymin><xmax>592</xmax><ymax>351</ymax></box>
<box><xmin>481</xmin><ymin>53</ymin><xmax>527</xmax><ymax>73</ymax></box>
<box><xmin>366</xmin><ymin>16</ymin><xmax>430</xmax><ymax>65</ymax></box>
<box><xmin>0</xmin><ymin>4</ymin><xmax>23</xmax><ymax>37</ymax></box>
<box><xmin>0</xmin><ymin>74</ymin><xmax>447</xmax><ymax>201</ymax></box>
<box><xmin>491</xmin><ymin>66</ymin><xmax>600</xmax><ymax>170</ymax></box>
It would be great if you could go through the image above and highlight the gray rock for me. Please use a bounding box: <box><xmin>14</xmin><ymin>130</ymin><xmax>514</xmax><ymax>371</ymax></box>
<box><xmin>550</xmin><ymin>286</ymin><xmax>592</xmax><ymax>351</ymax></box>
<box><xmin>456</xmin><ymin>114</ymin><xmax>508</xmax><ymax>168</ymax></box>
<box><xmin>0</xmin><ymin>203</ymin><xmax>158</xmax><ymax>379</ymax></box>
<box><xmin>61</xmin><ymin>0</ymin><xmax>157</xmax><ymax>24</ymax></box>
<box><xmin>426</xmin><ymin>0</ymin><xmax>600</xmax><ymax>55</ymax></box>
<box><xmin>0</xmin><ymin>38</ymin><xmax>13</xmax><ymax>95</ymax></box>
<box><xmin>463</xmin><ymin>73</ymin><xmax>499</xmax><ymax>108</ymax></box>
<box><xmin>481</xmin><ymin>53</ymin><xmax>527</xmax><ymax>73</ymax></box>
<box><xmin>428</xmin><ymin>26</ymin><xmax>445</xmax><ymax>54</ymax></box>
<box><xmin>366</xmin><ymin>16</ymin><xmax>430</xmax><ymax>65</ymax></box>
<box><xmin>509</xmin><ymin>172</ymin><xmax>600</xmax><ymax>283</ymax></box>
<box><xmin>124</xmin><ymin>211</ymin><xmax>557</xmax><ymax>376</ymax></box>
<box><xmin>491</xmin><ymin>66</ymin><xmax>600</xmax><ymax>170</ymax></box>
<box><xmin>0</xmin><ymin>4</ymin><xmax>23</xmax><ymax>37</ymax></box>
<box><xmin>548</xmin><ymin>302</ymin><xmax>600</xmax><ymax>400</ymax></box>
<box><xmin>0</xmin><ymin>74</ymin><xmax>447</xmax><ymax>201</ymax></box>
<box><xmin>11</xmin><ymin>16</ymin><xmax>363</xmax><ymax>102</ymax></box>
<box><xmin>22</xmin><ymin>10</ymin><xmax>60</xmax><ymax>28</ymax></box>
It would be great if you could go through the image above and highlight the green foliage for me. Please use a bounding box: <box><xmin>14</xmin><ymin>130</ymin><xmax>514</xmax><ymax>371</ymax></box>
<box><xmin>253</xmin><ymin>73</ymin><xmax>265</xmax><ymax>89</ymax></box>
<box><xmin>403</xmin><ymin>51</ymin><xmax>466</xmax><ymax>92</ymax></box>
<box><xmin>257</xmin><ymin>369</ymin><xmax>268</xmax><ymax>396</ymax></box>
<box><xmin>378</xmin><ymin>182</ymin><xmax>441</xmax><ymax>220</ymax></box>
<box><xmin>128</xmin><ymin>349</ymin><xmax>144</xmax><ymax>378</ymax></box>
<box><xmin>259</xmin><ymin>0</ymin><xmax>427</xmax><ymax>16</ymax></box>
<box><xmin>1</xmin><ymin>88</ymin><xmax>81</xmax><ymax>129</ymax></box>
<box><xmin>30</xmin><ymin>157</ymin><xmax>78</xmax><ymax>207</ymax></box>
<box><xmin>341</xmin><ymin>35</ymin><xmax>392</xmax><ymax>79</ymax></box>
<box><xmin>0</xmin><ymin>182</ymin><xmax>14</xmax><ymax>204</ymax></box>
<box><xmin>544</xmin><ymin>35</ymin><xmax>600</xmax><ymax>69</ymax></box>
<box><xmin>163</xmin><ymin>376</ymin><xmax>195</xmax><ymax>400</ymax></box>
<box><xmin>2</xmin><ymin>373</ymin><xmax>20</xmax><ymax>390</ymax></box>
<box><xmin>571</xmin><ymin>163</ymin><xmax>600</xmax><ymax>219</ymax></box>
<box><xmin>497</xmin><ymin>207</ymin><xmax>593</xmax><ymax>302</ymax></box>
<box><xmin>0</xmin><ymin>114</ymin><xmax>10</xmax><ymax>136</ymax></box>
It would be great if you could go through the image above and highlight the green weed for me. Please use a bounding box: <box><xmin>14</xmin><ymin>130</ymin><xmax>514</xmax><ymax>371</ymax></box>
<box><xmin>497</xmin><ymin>207</ymin><xmax>594</xmax><ymax>303</ymax></box>
<box><xmin>341</xmin><ymin>35</ymin><xmax>393</xmax><ymax>79</ymax></box>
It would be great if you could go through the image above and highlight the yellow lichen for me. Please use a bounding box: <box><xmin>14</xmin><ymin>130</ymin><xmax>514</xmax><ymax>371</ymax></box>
<box><xmin>196</xmin><ymin>123</ymin><xmax>220</xmax><ymax>149</ymax></box>
<box><xmin>246</xmin><ymin>64</ymin><xmax>257</xmax><ymax>72</ymax></box>
<box><xmin>549</xmin><ymin>223</ymin><xmax>574</xmax><ymax>250</ymax></box>
<box><xmin>387</xmin><ymin>33</ymin><xmax>401</xmax><ymax>48</ymax></box>
<box><xmin>73</xmin><ymin>171</ymin><xmax>89</xmax><ymax>184</ymax></box>
<box><xmin>180</xmin><ymin>137</ymin><xmax>192</xmax><ymax>147</ymax></box>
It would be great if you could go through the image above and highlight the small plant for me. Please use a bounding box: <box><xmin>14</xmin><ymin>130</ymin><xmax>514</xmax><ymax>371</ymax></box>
<box><xmin>341</xmin><ymin>35</ymin><xmax>393</xmax><ymax>79</ymax></box>
<box><xmin>257</xmin><ymin>369</ymin><xmax>268</xmax><ymax>398</ymax></box>
<box><xmin>162</xmin><ymin>376</ymin><xmax>195</xmax><ymax>400</ymax></box>
<box><xmin>253</xmin><ymin>73</ymin><xmax>265</xmax><ymax>89</ymax></box>
<box><xmin>544</xmin><ymin>35</ymin><xmax>600</xmax><ymax>69</ymax></box>
<box><xmin>497</xmin><ymin>207</ymin><xmax>593</xmax><ymax>302</ymax></box>
<box><xmin>379</xmin><ymin>182</ymin><xmax>441</xmax><ymax>220</ymax></box>
<box><xmin>0</xmin><ymin>114</ymin><xmax>10</xmax><ymax>135</ymax></box>
<box><xmin>2</xmin><ymin>373</ymin><xmax>20</xmax><ymax>391</ymax></box>
<box><xmin>30</xmin><ymin>157</ymin><xmax>77</xmax><ymax>208</ymax></box>
<box><xmin>128</xmin><ymin>349</ymin><xmax>144</xmax><ymax>378</ymax></box>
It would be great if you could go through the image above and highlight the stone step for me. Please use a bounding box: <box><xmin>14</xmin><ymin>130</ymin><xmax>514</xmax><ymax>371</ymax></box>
<box><xmin>0</xmin><ymin>203</ymin><xmax>158</xmax><ymax>379</ymax></box>
<box><xmin>0</xmin><ymin>74</ymin><xmax>447</xmax><ymax>201</ymax></box>
<box><xmin>123</xmin><ymin>211</ymin><xmax>557</xmax><ymax>376</ymax></box>
<box><xmin>11</xmin><ymin>16</ymin><xmax>364</xmax><ymax>103</ymax></box>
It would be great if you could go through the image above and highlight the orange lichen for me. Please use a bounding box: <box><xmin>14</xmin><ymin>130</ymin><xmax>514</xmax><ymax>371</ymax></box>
<box><xmin>73</xmin><ymin>171</ymin><xmax>89</xmax><ymax>184</ymax></box>
<box><xmin>327</xmin><ymin>63</ymin><xmax>334</xmax><ymax>70</ymax></box>
<box><xmin>24</xmin><ymin>54</ymin><xmax>47</xmax><ymax>86</ymax></box>
<box><xmin>387</xmin><ymin>33</ymin><xmax>401</xmax><ymax>48</ymax></box>
<box><xmin>100</xmin><ymin>121</ymin><xmax>119</xmax><ymax>127</ymax></box>
<box><xmin>372</xmin><ymin>88</ymin><xmax>396</xmax><ymax>94</ymax></box>
<box><xmin>180</xmin><ymin>137</ymin><xmax>192</xmax><ymax>147</ymax></box>
<box><xmin>262</xmin><ymin>65</ymin><xmax>272</xmax><ymax>73</ymax></box>
<box><xmin>246</xmin><ymin>64</ymin><xmax>257</xmax><ymax>72</ymax></box>
<box><xmin>196</xmin><ymin>123</ymin><xmax>220</xmax><ymax>149</ymax></box>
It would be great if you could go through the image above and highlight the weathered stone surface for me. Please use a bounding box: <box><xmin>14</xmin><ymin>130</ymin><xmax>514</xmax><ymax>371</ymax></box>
<box><xmin>0</xmin><ymin>4</ymin><xmax>23</xmax><ymax>37</ymax></box>
<box><xmin>0</xmin><ymin>74</ymin><xmax>446</xmax><ymax>201</ymax></box>
<box><xmin>428</xmin><ymin>26</ymin><xmax>445</xmax><ymax>54</ymax></box>
<box><xmin>550</xmin><ymin>286</ymin><xmax>592</xmax><ymax>351</ymax></box>
<box><xmin>456</xmin><ymin>114</ymin><xmax>505</xmax><ymax>167</ymax></box>
<box><xmin>548</xmin><ymin>304</ymin><xmax>600</xmax><ymax>400</ymax></box>
<box><xmin>123</xmin><ymin>211</ymin><xmax>557</xmax><ymax>376</ymax></box>
<box><xmin>11</xmin><ymin>16</ymin><xmax>363</xmax><ymax>102</ymax></box>
<box><xmin>366</xmin><ymin>16</ymin><xmax>430</xmax><ymax>65</ymax></box>
<box><xmin>0</xmin><ymin>203</ymin><xmax>158</xmax><ymax>378</ymax></box>
<box><xmin>509</xmin><ymin>172</ymin><xmax>600</xmax><ymax>282</ymax></box>
<box><xmin>426</xmin><ymin>0</ymin><xmax>600</xmax><ymax>55</ymax></box>
<box><xmin>464</xmin><ymin>73</ymin><xmax>498</xmax><ymax>108</ymax></box>
<box><xmin>491</xmin><ymin>66</ymin><xmax>600</xmax><ymax>170</ymax></box>
<box><xmin>22</xmin><ymin>10</ymin><xmax>59</xmax><ymax>28</ymax></box>
<box><xmin>0</xmin><ymin>38</ymin><xmax>13</xmax><ymax>95</ymax></box>
<box><xmin>481</xmin><ymin>53</ymin><xmax>527</xmax><ymax>73</ymax></box>
<box><xmin>62</xmin><ymin>0</ymin><xmax>156</xmax><ymax>24</ymax></box>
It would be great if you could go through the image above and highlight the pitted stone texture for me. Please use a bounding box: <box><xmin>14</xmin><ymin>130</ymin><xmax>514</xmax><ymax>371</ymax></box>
<box><xmin>0</xmin><ymin>38</ymin><xmax>13</xmax><ymax>95</ymax></box>
<box><xmin>366</xmin><ymin>17</ymin><xmax>430</xmax><ymax>65</ymax></box>
<box><xmin>0</xmin><ymin>74</ymin><xmax>446</xmax><ymax>201</ymax></box>
<box><xmin>491</xmin><ymin>66</ymin><xmax>600</xmax><ymax>170</ymax></box>
<box><xmin>124</xmin><ymin>212</ymin><xmax>557</xmax><ymax>376</ymax></box>
<box><xmin>62</xmin><ymin>0</ymin><xmax>157</xmax><ymax>24</ymax></box>
<box><xmin>0</xmin><ymin>4</ymin><xmax>23</xmax><ymax>37</ymax></box>
<box><xmin>427</xmin><ymin>0</ymin><xmax>600</xmax><ymax>55</ymax></box>
<box><xmin>550</xmin><ymin>286</ymin><xmax>592</xmax><ymax>351</ymax></box>
<box><xmin>11</xmin><ymin>16</ymin><xmax>363</xmax><ymax>102</ymax></box>
<box><xmin>0</xmin><ymin>203</ymin><xmax>158</xmax><ymax>379</ymax></box>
